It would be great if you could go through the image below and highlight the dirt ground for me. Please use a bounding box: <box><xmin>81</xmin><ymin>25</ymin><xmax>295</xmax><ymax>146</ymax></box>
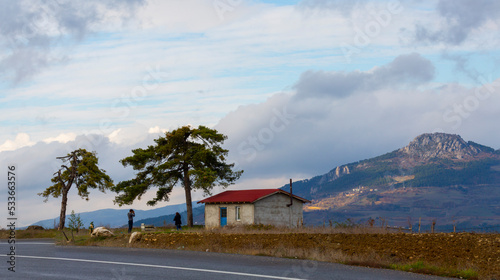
<box><xmin>119</xmin><ymin>231</ymin><xmax>499</xmax><ymax>279</ymax></box>
<box><xmin>7</xmin><ymin>228</ymin><xmax>495</xmax><ymax>279</ymax></box>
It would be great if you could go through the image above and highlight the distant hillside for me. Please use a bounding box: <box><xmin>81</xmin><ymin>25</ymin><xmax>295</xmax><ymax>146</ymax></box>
<box><xmin>30</xmin><ymin>202</ymin><xmax>192</xmax><ymax>229</ymax></box>
<box><xmin>281</xmin><ymin>133</ymin><xmax>500</xmax><ymax>229</ymax></box>
<box><xmin>130</xmin><ymin>206</ymin><xmax>205</xmax><ymax>228</ymax></box>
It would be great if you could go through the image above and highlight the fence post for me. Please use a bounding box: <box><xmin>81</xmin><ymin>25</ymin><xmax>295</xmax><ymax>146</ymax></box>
<box><xmin>418</xmin><ymin>217</ymin><xmax>421</xmax><ymax>233</ymax></box>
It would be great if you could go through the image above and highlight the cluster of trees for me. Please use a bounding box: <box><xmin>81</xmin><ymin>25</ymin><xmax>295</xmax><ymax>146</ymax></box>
<box><xmin>39</xmin><ymin>125</ymin><xmax>243</xmax><ymax>230</ymax></box>
<box><xmin>405</xmin><ymin>159</ymin><xmax>500</xmax><ymax>188</ymax></box>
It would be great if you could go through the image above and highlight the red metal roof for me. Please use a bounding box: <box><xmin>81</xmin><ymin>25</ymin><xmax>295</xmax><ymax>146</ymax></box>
<box><xmin>197</xmin><ymin>189</ymin><xmax>310</xmax><ymax>204</ymax></box>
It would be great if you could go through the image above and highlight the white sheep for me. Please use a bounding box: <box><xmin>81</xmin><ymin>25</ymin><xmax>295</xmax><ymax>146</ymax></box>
<box><xmin>91</xmin><ymin>227</ymin><xmax>114</xmax><ymax>237</ymax></box>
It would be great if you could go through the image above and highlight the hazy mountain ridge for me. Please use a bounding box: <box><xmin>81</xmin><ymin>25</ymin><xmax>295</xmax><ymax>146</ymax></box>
<box><xmin>287</xmin><ymin>133</ymin><xmax>500</xmax><ymax>200</ymax></box>
<box><xmin>282</xmin><ymin>133</ymin><xmax>500</xmax><ymax>228</ymax></box>
<box><xmin>30</xmin><ymin>202</ymin><xmax>192</xmax><ymax>229</ymax></box>
<box><xmin>130</xmin><ymin>206</ymin><xmax>205</xmax><ymax>228</ymax></box>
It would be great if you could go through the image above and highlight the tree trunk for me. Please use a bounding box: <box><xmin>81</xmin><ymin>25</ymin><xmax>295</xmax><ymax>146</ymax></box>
<box><xmin>58</xmin><ymin>188</ymin><xmax>69</xmax><ymax>230</ymax></box>
<box><xmin>183</xmin><ymin>165</ymin><xmax>193</xmax><ymax>227</ymax></box>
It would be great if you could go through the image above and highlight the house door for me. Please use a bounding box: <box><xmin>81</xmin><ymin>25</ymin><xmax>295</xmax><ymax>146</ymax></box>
<box><xmin>220</xmin><ymin>207</ymin><xmax>227</xmax><ymax>227</ymax></box>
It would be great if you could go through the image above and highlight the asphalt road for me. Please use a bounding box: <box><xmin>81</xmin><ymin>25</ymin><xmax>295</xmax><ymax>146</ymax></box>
<box><xmin>0</xmin><ymin>239</ymin><xmax>452</xmax><ymax>280</ymax></box>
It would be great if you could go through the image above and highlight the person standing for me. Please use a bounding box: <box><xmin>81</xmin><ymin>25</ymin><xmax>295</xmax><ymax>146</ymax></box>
<box><xmin>128</xmin><ymin>209</ymin><xmax>135</xmax><ymax>233</ymax></box>
<box><xmin>173</xmin><ymin>212</ymin><xmax>182</xmax><ymax>231</ymax></box>
<box><xmin>89</xmin><ymin>221</ymin><xmax>94</xmax><ymax>235</ymax></box>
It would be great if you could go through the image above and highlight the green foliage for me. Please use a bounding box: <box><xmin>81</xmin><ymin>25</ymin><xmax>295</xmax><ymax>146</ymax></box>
<box><xmin>68</xmin><ymin>210</ymin><xmax>84</xmax><ymax>232</ymax></box>
<box><xmin>406</xmin><ymin>158</ymin><xmax>500</xmax><ymax>188</ymax></box>
<box><xmin>38</xmin><ymin>148</ymin><xmax>114</xmax><ymax>229</ymax></box>
<box><xmin>113</xmin><ymin>125</ymin><xmax>243</xmax><ymax>206</ymax></box>
<box><xmin>38</xmin><ymin>149</ymin><xmax>114</xmax><ymax>201</ymax></box>
<box><xmin>113</xmin><ymin>125</ymin><xmax>243</xmax><ymax>226</ymax></box>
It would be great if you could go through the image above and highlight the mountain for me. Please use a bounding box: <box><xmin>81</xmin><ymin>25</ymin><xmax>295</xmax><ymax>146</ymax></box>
<box><xmin>399</xmin><ymin>133</ymin><xmax>495</xmax><ymax>159</ymax></box>
<box><xmin>281</xmin><ymin>133</ymin><xmax>500</xmax><ymax>230</ymax></box>
<box><xmin>30</xmin><ymin>202</ymin><xmax>192</xmax><ymax>229</ymax></box>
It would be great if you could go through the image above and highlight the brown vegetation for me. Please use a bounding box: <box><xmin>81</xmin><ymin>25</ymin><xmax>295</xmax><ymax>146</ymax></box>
<box><xmin>78</xmin><ymin>226</ymin><xmax>499</xmax><ymax>279</ymax></box>
<box><xmin>2</xmin><ymin>226</ymin><xmax>498</xmax><ymax>279</ymax></box>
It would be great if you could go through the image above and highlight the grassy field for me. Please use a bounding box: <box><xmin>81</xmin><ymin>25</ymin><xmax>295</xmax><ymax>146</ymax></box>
<box><xmin>1</xmin><ymin>226</ymin><xmax>498</xmax><ymax>280</ymax></box>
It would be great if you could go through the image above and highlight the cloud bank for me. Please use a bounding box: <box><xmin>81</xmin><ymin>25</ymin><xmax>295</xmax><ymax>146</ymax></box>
<box><xmin>216</xmin><ymin>53</ymin><xmax>500</xmax><ymax>181</ymax></box>
<box><xmin>294</xmin><ymin>53</ymin><xmax>435</xmax><ymax>99</ymax></box>
<box><xmin>415</xmin><ymin>0</ymin><xmax>500</xmax><ymax>45</ymax></box>
<box><xmin>0</xmin><ymin>0</ymin><xmax>145</xmax><ymax>82</ymax></box>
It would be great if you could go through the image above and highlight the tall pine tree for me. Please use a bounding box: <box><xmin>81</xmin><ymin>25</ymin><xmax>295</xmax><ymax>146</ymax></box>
<box><xmin>113</xmin><ymin>125</ymin><xmax>243</xmax><ymax>226</ymax></box>
<box><xmin>39</xmin><ymin>149</ymin><xmax>113</xmax><ymax>230</ymax></box>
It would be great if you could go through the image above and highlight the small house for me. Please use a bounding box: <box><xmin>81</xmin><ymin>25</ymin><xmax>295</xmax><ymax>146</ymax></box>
<box><xmin>198</xmin><ymin>189</ymin><xmax>310</xmax><ymax>228</ymax></box>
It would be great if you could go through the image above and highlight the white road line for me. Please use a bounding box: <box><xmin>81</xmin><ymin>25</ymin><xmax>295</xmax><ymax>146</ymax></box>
<box><xmin>15</xmin><ymin>255</ymin><xmax>306</xmax><ymax>280</ymax></box>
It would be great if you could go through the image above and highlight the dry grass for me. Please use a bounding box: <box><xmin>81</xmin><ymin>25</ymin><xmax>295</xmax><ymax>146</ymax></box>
<box><xmin>202</xmin><ymin>223</ymin><xmax>393</xmax><ymax>234</ymax></box>
<box><xmin>0</xmin><ymin>228</ymin><xmax>60</xmax><ymax>239</ymax></box>
<box><xmin>390</xmin><ymin>261</ymin><xmax>479</xmax><ymax>279</ymax></box>
<box><xmin>3</xmin><ymin>226</ymin><xmax>498</xmax><ymax>279</ymax></box>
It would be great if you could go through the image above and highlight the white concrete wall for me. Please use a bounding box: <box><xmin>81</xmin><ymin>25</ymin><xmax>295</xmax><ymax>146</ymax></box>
<box><xmin>204</xmin><ymin>204</ymin><xmax>254</xmax><ymax>228</ymax></box>
<box><xmin>254</xmin><ymin>193</ymin><xmax>304</xmax><ymax>227</ymax></box>
<box><xmin>204</xmin><ymin>204</ymin><xmax>220</xmax><ymax>228</ymax></box>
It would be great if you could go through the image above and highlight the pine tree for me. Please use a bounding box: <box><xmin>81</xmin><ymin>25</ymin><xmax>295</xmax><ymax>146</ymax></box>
<box><xmin>113</xmin><ymin>125</ymin><xmax>243</xmax><ymax>227</ymax></box>
<box><xmin>67</xmin><ymin>210</ymin><xmax>84</xmax><ymax>233</ymax></box>
<box><xmin>39</xmin><ymin>149</ymin><xmax>113</xmax><ymax>230</ymax></box>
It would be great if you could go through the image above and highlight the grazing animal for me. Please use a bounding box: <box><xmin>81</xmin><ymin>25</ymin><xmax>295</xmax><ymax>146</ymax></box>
<box><xmin>91</xmin><ymin>227</ymin><xmax>114</xmax><ymax>237</ymax></box>
<box><xmin>129</xmin><ymin>232</ymin><xmax>142</xmax><ymax>244</ymax></box>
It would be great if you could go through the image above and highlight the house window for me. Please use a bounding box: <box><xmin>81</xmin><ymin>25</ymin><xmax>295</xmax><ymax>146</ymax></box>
<box><xmin>235</xmin><ymin>206</ymin><xmax>241</xmax><ymax>221</ymax></box>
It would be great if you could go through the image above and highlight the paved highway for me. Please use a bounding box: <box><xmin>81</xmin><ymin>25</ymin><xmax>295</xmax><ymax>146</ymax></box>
<box><xmin>1</xmin><ymin>239</ymin><xmax>451</xmax><ymax>280</ymax></box>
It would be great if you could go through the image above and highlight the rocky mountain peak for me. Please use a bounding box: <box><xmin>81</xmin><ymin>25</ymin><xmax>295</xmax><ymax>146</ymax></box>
<box><xmin>315</xmin><ymin>165</ymin><xmax>351</xmax><ymax>188</ymax></box>
<box><xmin>399</xmin><ymin>133</ymin><xmax>489</xmax><ymax>160</ymax></box>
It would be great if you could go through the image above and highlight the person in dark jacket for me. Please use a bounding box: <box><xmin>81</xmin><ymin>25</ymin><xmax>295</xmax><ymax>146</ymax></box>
<box><xmin>127</xmin><ymin>209</ymin><xmax>135</xmax><ymax>233</ymax></box>
<box><xmin>89</xmin><ymin>221</ymin><xmax>94</xmax><ymax>235</ymax></box>
<box><xmin>173</xmin><ymin>212</ymin><xmax>182</xmax><ymax>230</ymax></box>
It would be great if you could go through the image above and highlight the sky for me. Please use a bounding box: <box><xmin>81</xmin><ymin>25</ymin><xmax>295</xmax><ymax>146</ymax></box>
<box><xmin>1</xmin><ymin>0</ymin><xmax>500</xmax><ymax>227</ymax></box>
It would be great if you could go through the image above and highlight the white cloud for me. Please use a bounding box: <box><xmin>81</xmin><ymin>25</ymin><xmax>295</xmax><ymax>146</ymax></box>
<box><xmin>215</xmin><ymin>59</ymin><xmax>500</xmax><ymax>181</ymax></box>
<box><xmin>107</xmin><ymin>123</ymin><xmax>150</xmax><ymax>145</ymax></box>
<box><xmin>4</xmin><ymin>0</ymin><xmax>495</xmax><ymax>149</ymax></box>
<box><xmin>43</xmin><ymin>132</ymin><xmax>77</xmax><ymax>144</ymax></box>
<box><xmin>0</xmin><ymin>0</ymin><xmax>146</xmax><ymax>82</ymax></box>
<box><xmin>415</xmin><ymin>0</ymin><xmax>500</xmax><ymax>45</ymax></box>
<box><xmin>148</xmin><ymin>126</ymin><xmax>167</xmax><ymax>134</ymax></box>
<box><xmin>108</xmin><ymin>129</ymin><xmax>123</xmax><ymax>144</ymax></box>
<box><xmin>0</xmin><ymin>133</ymin><xmax>35</xmax><ymax>152</ymax></box>
<box><xmin>293</xmin><ymin>53</ymin><xmax>435</xmax><ymax>99</ymax></box>
<box><xmin>138</xmin><ymin>0</ymin><xmax>258</xmax><ymax>32</ymax></box>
